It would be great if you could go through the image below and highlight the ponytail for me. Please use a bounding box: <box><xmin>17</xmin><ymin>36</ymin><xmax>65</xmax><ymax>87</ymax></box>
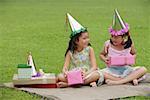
<box><xmin>124</xmin><ymin>32</ymin><xmax>132</xmax><ymax>49</ymax></box>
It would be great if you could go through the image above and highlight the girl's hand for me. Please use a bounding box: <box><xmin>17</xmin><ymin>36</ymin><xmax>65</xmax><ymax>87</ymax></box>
<box><xmin>64</xmin><ymin>71</ymin><xmax>68</xmax><ymax>78</ymax></box>
<box><xmin>81</xmin><ymin>70</ymin><xmax>86</xmax><ymax>79</ymax></box>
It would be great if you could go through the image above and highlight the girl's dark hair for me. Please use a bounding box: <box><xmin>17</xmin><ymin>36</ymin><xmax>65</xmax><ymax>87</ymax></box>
<box><xmin>110</xmin><ymin>31</ymin><xmax>132</xmax><ymax>49</ymax></box>
<box><xmin>65</xmin><ymin>32</ymin><xmax>91</xmax><ymax>56</ymax></box>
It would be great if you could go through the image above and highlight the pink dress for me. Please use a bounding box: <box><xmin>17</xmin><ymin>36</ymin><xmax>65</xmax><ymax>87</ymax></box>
<box><xmin>101</xmin><ymin>40</ymin><xmax>138</xmax><ymax>78</ymax></box>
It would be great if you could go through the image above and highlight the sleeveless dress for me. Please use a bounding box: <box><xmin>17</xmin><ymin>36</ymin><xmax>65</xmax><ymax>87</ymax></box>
<box><xmin>101</xmin><ymin>40</ymin><xmax>139</xmax><ymax>78</ymax></box>
<box><xmin>69</xmin><ymin>46</ymin><xmax>104</xmax><ymax>85</ymax></box>
<box><xmin>69</xmin><ymin>46</ymin><xmax>91</xmax><ymax>71</ymax></box>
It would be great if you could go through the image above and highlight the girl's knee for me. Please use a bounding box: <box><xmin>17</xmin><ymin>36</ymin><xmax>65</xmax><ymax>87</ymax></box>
<box><xmin>140</xmin><ymin>67</ymin><xmax>147</xmax><ymax>73</ymax></box>
<box><xmin>88</xmin><ymin>72</ymin><xmax>100</xmax><ymax>80</ymax></box>
<box><xmin>95</xmin><ymin>72</ymin><xmax>101</xmax><ymax>79</ymax></box>
<box><xmin>103</xmin><ymin>72</ymin><xmax>111</xmax><ymax>78</ymax></box>
<box><xmin>57</xmin><ymin>74</ymin><xmax>62</xmax><ymax>79</ymax></box>
<box><xmin>57</xmin><ymin>73</ymin><xmax>66</xmax><ymax>81</ymax></box>
<box><xmin>103</xmin><ymin>72</ymin><xmax>108</xmax><ymax>79</ymax></box>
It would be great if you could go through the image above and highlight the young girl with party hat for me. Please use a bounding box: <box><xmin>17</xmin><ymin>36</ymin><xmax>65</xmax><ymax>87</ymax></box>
<box><xmin>100</xmin><ymin>9</ymin><xmax>147</xmax><ymax>85</ymax></box>
<box><xmin>57</xmin><ymin>13</ymin><xmax>104</xmax><ymax>88</ymax></box>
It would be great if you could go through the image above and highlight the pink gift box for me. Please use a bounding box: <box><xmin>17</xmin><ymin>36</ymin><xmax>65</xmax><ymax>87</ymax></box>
<box><xmin>67</xmin><ymin>70</ymin><xmax>84</xmax><ymax>86</ymax></box>
<box><xmin>108</xmin><ymin>55</ymin><xmax>135</xmax><ymax>67</ymax></box>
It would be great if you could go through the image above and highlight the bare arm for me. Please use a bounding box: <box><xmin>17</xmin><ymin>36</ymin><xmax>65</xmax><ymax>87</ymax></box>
<box><xmin>62</xmin><ymin>51</ymin><xmax>71</xmax><ymax>73</ymax></box>
<box><xmin>130</xmin><ymin>43</ymin><xmax>136</xmax><ymax>60</ymax></box>
<box><xmin>99</xmin><ymin>44</ymin><xmax>109</xmax><ymax>64</ymax></box>
<box><xmin>130</xmin><ymin>43</ymin><xmax>136</xmax><ymax>55</ymax></box>
<box><xmin>85</xmin><ymin>47</ymin><xmax>97</xmax><ymax>75</ymax></box>
<box><xmin>89</xmin><ymin>47</ymin><xmax>97</xmax><ymax>71</ymax></box>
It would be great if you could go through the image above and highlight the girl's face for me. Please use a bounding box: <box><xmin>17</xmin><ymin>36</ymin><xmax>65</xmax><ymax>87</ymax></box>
<box><xmin>76</xmin><ymin>32</ymin><xmax>90</xmax><ymax>48</ymax></box>
<box><xmin>111</xmin><ymin>35</ymin><xmax>123</xmax><ymax>46</ymax></box>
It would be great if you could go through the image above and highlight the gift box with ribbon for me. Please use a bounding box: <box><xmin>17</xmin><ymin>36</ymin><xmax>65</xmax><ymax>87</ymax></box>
<box><xmin>67</xmin><ymin>70</ymin><xmax>84</xmax><ymax>86</ymax></box>
<box><xmin>108</xmin><ymin>55</ymin><xmax>135</xmax><ymax>67</ymax></box>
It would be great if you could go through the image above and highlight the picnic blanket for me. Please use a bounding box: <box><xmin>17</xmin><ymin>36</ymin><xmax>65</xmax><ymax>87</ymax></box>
<box><xmin>2</xmin><ymin>73</ymin><xmax>150</xmax><ymax>100</ymax></box>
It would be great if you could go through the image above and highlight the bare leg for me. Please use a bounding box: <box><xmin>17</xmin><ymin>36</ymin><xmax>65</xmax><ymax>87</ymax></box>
<box><xmin>57</xmin><ymin>82</ymin><xmax>68</xmax><ymax>88</ymax></box>
<box><xmin>106</xmin><ymin>67</ymin><xmax>147</xmax><ymax>85</ymax></box>
<box><xmin>57</xmin><ymin>73</ymin><xmax>68</xmax><ymax>88</ymax></box>
<box><xmin>84</xmin><ymin>71</ymin><xmax>100</xmax><ymax>86</ymax></box>
<box><xmin>133</xmin><ymin>79</ymin><xmax>138</xmax><ymax>85</ymax></box>
<box><xmin>104</xmin><ymin>72</ymin><xmax>122</xmax><ymax>81</ymax></box>
<box><xmin>138</xmin><ymin>74</ymin><xmax>146</xmax><ymax>82</ymax></box>
<box><xmin>57</xmin><ymin>73</ymin><xmax>67</xmax><ymax>82</ymax></box>
<box><xmin>133</xmin><ymin>74</ymin><xmax>147</xmax><ymax>86</ymax></box>
<box><xmin>90</xmin><ymin>82</ymin><xmax>97</xmax><ymax>87</ymax></box>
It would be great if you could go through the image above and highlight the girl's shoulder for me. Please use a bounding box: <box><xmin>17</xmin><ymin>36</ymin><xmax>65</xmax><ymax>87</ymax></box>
<box><xmin>71</xmin><ymin>46</ymin><xmax>91</xmax><ymax>55</ymax></box>
<box><xmin>88</xmin><ymin>46</ymin><xmax>93</xmax><ymax>51</ymax></box>
<box><xmin>103</xmin><ymin>40</ymin><xmax>110</xmax><ymax>53</ymax></box>
<box><xmin>87</xmin><ymin>46</ymin><xmax>95</xmax><ymax>50</ymax></box>
<box><xmin>104</xmin><ymin>40</ymin><xmax>110</xmax><ymax>46</ymax></box>
<box><xmin>85</xmin><ymin>46</ymin><xmax>91</xmax><ymax>52</ymax></box>
<box><xmin>83</xmin><ymin>46</ymin><xmax>94</xmax><ymax>54</ymax></box>
<box><xmin>66</xmin><ymin>50</ymin><xmax>72</xmax><ymax>56</ymax></box>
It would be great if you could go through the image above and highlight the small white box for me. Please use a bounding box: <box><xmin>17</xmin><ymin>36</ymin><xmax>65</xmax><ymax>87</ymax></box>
<box><xmin>17</xmin><ymin>64</ymin><xmax>32</xmax><ymax>79</ymax></box>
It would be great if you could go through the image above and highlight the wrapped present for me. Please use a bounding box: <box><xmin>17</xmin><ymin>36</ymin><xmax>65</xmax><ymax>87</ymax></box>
<box><xmin>17</xmin><ymin>64</ymin><xmax>32</xmax><ymax>79</ymax></box>
<box><xmin>108</xmin><ymin>55</ymin><xmax>135</xmax><ymax>66</ymax></box>
<box><xmin>67</xmin><ymin>70</ymin><xmax>84</xmax><ymax>86</ymax></box>
<box><xmin>13</xmin><ymin>73</ymin><xmax>57</xmax><ymax>88</ymax></box>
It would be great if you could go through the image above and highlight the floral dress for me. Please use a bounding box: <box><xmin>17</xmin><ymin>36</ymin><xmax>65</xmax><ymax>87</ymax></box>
<box><xmin>69</xmin><ymin>46</ymin><xmax>91</xmax><ymax>71</ymax></box>
<box><xmin>69</xmin><ymin>46</ymin><xmax>104</xmax><ymax>85</ymax></box>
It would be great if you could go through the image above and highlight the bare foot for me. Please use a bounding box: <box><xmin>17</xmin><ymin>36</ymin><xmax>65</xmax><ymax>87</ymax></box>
<box><xmin>90</xmin><ymin>82</ymin><xmax>97</xmax><ymax>87</ymax></box>
<box><xmin>105</xmin><ymin>79</ymin><xmax>120</xmax><ymax>85</ymax></box>
<box><xmin>138</xmin><ymin>75</ymin><xmax>146</xmax><ymax>82</ymax></box>
<box><xmin>133</xmin><ymin>79</ymin><xmax>138</xmax><ymax>85</ymax></box>
<box><xmin>57</xmin><ymin>82</ymin><xmax>68</xmax><ymax>88</ymax></box>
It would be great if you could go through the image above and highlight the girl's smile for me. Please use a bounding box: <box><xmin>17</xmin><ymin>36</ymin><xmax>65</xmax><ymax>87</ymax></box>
<box><xmin>111</xmin><ymin>35</ymin><xmax>123</xmax><ymax>46</ymax></box>
<box><xmin>76</xmin><ymin>32</ymin><xmax>90</xmax><ymax>51</ymax></box>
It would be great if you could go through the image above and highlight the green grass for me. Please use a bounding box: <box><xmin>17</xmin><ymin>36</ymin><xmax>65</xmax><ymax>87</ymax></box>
<box><xmin>121</xmin><ymin>96</ymin><xmax>150</xmax><ymax>100</ymax></box>
<box><xmin>0</xmin><ymin>88</ymin><xmax>41</xmax><ymax>100</ymax></box>
<box><xmin>0</xmin><ymin>0</ymin><xmax>149</xmax><ymax>99</ymax></box>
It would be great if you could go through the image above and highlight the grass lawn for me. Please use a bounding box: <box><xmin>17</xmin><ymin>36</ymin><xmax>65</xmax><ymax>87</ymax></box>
<box><xmin>0</xmin><ymin>0</ymin><xmax>149</xmax><ymax>99</ymax></box>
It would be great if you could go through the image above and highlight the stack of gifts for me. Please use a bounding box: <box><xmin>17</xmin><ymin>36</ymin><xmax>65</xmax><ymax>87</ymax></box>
<box><xmin>108</xmin><ymin>55</ymin><xmax>135</xmax><ymax>67</ymax></box>
<box><xmin>13</xmin><ymin>52</ymin><xmax>57</xmax><ymax>88</ymax></box>
<box><xmin>67</xmin><ymin>70</ymin><xmax>84</xmax><ymax>86</ymax></box>
<box><xmin>13</xmin><ymin>73</ymin><xmax>57</xmax><ymax>88</ymax></box>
